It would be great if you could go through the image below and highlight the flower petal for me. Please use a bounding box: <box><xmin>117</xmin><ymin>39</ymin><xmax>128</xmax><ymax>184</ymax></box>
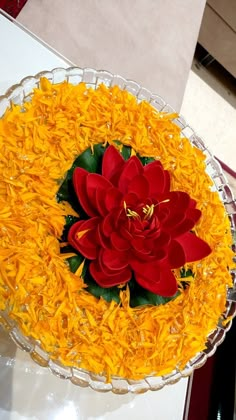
<box><xmin>163</xmin><ymin>170</ymin><xmax>170</xmax><ymax>192</ymax></box>
<box><xmin>175</xmin><ymin>231</ymin><xmax>212</xmax><ymax>262</ymax></box>
<box><xmin>171</xmin><ymin>218</ymin><xmax>196</xmax><ymax>238</ymax></box>
<box><xmin>102</xmin><ymin>248</ymin><xmax>129</xmax><ymax>271</ymax></box>
<box><xmin>153</xmin><ymin>231</ymin><xmax>171</xmax><ymax>249</ymax></box>
<box><xmin>143</xmin><ymin>161</ymin><xmax>166</xmax><ymax>196</ymax></box>
<box><xmin>105</xmin><ymin>187</ymin><xmax>123</xmax><ymax>212</ymax></box>
<box><xmin>131</xmin><ymin>236</ymin><xmax>149</xmax><ymax>253</ymax></box>
<box><xmin>131</xmin><ymin>247</ymin><xmax>166</xmax><ymax>262</ymax></box>
<box><xmin>189</xmin><ymin>198</ymin><xmax>197</xmax><ymax>208</ymax></box>
<box><xmin>102</xmin><ymin>208</ymin><xmax>123</xmax><ymax>236</ymax></box>
<box><xmin>111</xmin><ymin>232</ymin><xmax>130</xmax><ymax>251</ymax></box>
<box><xmin>132</xmin><ymin>260</ymin><xmax>177</xmax><ymax>296</ymax></box>
<box><xmin>90</xmin><ymin>260</ymin><xmax>131</xmax><ymax>287</ymax></box>
<box><xmin>123</xmin><ymin>192</ymin><xmax>140</xmax><ymax>209</ymax></box>
<box><xmin>118</xmin><ymin>156</ymin><xmax>143</xmax><ymax>194</ymax></box>
<box><xmin>86</xmin><ymin>173</ymin><xmax>113</xmax><ymax>215</ymax></box>
<box><xmin>127</xmin><ymin>174</ymin><xmax>149</xmax><ymax>200</ymax></box>
<box><xmin>96</xmin><ymin>187</ymin><xmax>109</xmax><ymax>216</ymax></box>
<box><xmin>161</xmin><ymin>211</ymin><xmax>185</xmax><ymax>232</ymax></box>
<box><xmin>164</xmin><ymin>191</ymin><xmax>190</xmax><ymax>212</ymax></box>
<box><xmin>102</xmin><ymin>145</ymin><xmax>125</xmax><ymax>182</ymax></box>
<box><xmin>68</xmin><ymin>218</ymin><xmax>100</xmax><ymax>259</ymax></box>
<box><xmin>96</xmin><ymin>223</ymin><xmax>111</xmax><ymax>248</ymax></box>
<box><xmin>120</xmin><ymin>225</ymin><xmax>133</xmax><ymax>241</ymax></box>
<box><xmin>168</xmin><ymin>240</ymin><xmax>186</xmax><ymax>268</ymax></box>
<box><xmin>73</xmin><ymin>168</ymin><xmax>97</xmax><ymax>217</ymax></box>
<box><xmin>186</xmin><ymin>208</ymin><xmax>202</xmax><ymax>223</ymax></box>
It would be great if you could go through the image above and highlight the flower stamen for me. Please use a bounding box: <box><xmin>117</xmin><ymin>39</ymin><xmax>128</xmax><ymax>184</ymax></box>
<box><xmin>143</xmin><ymin>204</ymin><xmax>155</xmax><ymax>220</ymax></box>
<box><xmin>127</xmin><ymin>209</ymin><xmax>140</xmax><ymax>218</ymax></box>
<box><xmin>123</xmin><ymin>201</ymin><xmax>140</xmax><ymax>219</ymax></box>
<box><xmin>143</xmin><ymin>199</ymin><xmax>170</xmax><ymax>220</ymax></box>
<box><xmin>159</xmin><ymin>199</ymin><xmax>170</xmax><ymax>204</ymax></box>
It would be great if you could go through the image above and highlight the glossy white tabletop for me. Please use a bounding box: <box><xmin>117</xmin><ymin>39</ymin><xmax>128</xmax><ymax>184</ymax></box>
<box><xmin>0</xmin><ymin>11</ymin><xmax>72</xmax><ymax>93</ymax></box>
<box><xmin>0</xmin><ymin>11</ymin><xmax>188</xmax><ymax>420</ymax></box>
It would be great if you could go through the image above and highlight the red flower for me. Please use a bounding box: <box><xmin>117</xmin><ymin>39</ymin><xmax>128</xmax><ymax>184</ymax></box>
<box><xmin>68</xmin><ymin>146</ymin><xmax>211</xmax><ymax>296</ymax></box>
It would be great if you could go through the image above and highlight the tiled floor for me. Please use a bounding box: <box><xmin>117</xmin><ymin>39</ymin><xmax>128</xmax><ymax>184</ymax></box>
<box><xmin>181</xmin><ymin>45</ymin><xmax>236</xmax><ymax>188</ymax></box>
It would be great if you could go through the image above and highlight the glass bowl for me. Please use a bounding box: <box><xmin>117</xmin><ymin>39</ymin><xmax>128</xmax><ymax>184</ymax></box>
<box><xmin>0</xmin><ymin>67</ymin><xmax>235</xmax><ymax>394</ymax></box>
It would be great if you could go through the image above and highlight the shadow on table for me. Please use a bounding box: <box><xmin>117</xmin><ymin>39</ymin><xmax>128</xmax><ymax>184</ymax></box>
<box><xmin>7</xmin><ymin>375</ymin><xmax>136</xmax><ymax>419</ymax></box>
<box><xmin>0</xmin><ymin>326</ymin><xmax>17</xmax><ymax>420</ymax></box>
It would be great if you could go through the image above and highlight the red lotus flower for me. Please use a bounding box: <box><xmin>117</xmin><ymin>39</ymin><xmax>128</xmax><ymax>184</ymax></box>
<box><xmin>68</xmin><ymin>146</ymin><xmax>211</xmax><ymax>296</ymax></box>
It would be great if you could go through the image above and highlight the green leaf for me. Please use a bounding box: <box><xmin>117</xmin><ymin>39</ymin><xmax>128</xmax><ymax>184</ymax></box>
<box><xmin>83</xmin><ymin>262</ymin><xmax>120</xmax><ymax>303</ymax></box>
<box><xmin>130</xmin><ymin>292</ymin><xmax>180</xmax><ymax>307</ymax></box>
<box><xmin>120</xmin><ymin>145</ymin><xmax>131</xmax><ymax>160</ymax></box>
<box><xmin>66</xmin><ymin>180</ymin><xmax>88</xmax><ymax>216</ymax></box>
<box><xmin>180</xmin><ymin>268</ymin><xmax>194</xmax><ymax>290</ymax></box>
<box><xmin>80</xmin><ymin>264</ymin><xmax>180</xmax><ymax>307</ymax></box>
<box><xmin>86</xmin><ymin>280</ymin><xmax>120</xmax><ymax>304</ymax></box>
<box><xmin>65</xmin><ymin>256</ymin><xmax>181</xmax><ymax>307</ymax></box>
<box><xmin>60</xmin><ymin>214</ymin><xmax>81</xmax><ymax>242</ymax></box>
<box><xmin>128</xmin><ymin>278</ymin><xmax>180</xmax><ymax>307</ymax></box>
<box><xmin>137</xmin><ymin>155</ymin><xmax>155</xmax><ymax>166</ymax></box>
<box><xmin>65</xmin><ymin>215</ymin><xmax>80</xmax><ymax>227</ymax></box>
<box><xmin>71</xmin><ymin>143</ymin><xmax>107</xmax><ymax>173</ymax></box>
<box><xmin>180</xmin><ymin>268</ymin><xmax>194</xmax><ymax>278</ymax></box>
<box><xmin>67</xmin><ymin>254</ymin><xmax>84</xmax><ymax>273</ymax></box>
<box><xmin>57</xmin><ymin>144</ymin><xmax>107</xmax><ymax>203</ymax></box>
<box><xmin>113</xmin><ymin>140</ymin><xmax>131</xmax><ymax>160</ymax></box>
<box><xmin>57</xmin><ymin>178</ymin><xmax>70</xmax><ymax>203</ymax></box>
<box><xmin>60</xmin><ymin>244</ymin><xmax>76</xmax><ymax>254</ymax></box>
<box><xmin>65</xmin><ymin>254</ymin><xmax>181</xmax><ymax>307</ymax></box>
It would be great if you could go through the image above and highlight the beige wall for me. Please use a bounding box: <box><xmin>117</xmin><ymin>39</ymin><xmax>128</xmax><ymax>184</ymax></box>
<box><xmin>198</xmin><ymin>0</ymin><xmax>236</xmax><ymax>77</ymax></box>
<box><xmin>18</xmin><ymin>0</ymin><xmax>206</xmax><ymax>111</ymax></box>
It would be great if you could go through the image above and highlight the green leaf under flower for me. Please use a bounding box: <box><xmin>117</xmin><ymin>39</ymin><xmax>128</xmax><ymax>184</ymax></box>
<box><xmin>60</xmin><ymin>215</ymin><xmax>80</xmax><ymax>243</ymax></box>
<box><xmin>180</xmin><ymin>267</ymin><xmax>194</xmax><ymax>289</ymax></box>
<box><xmin>138</xmin><ymin>155</ymin><xmax>155</xmax><ymax>165</ymax></box>
<box><xmin>82</xmin><ymin>261</ymin><xmax>121</xmax><ymax>303</ymax></box>
<box><xmin>128</xmin><ymin>277</ymin><xmax>180</xmax><ymax>307</ymax></box>
<box><xmin>113</xmin><ymin>140</ymin><xmax>131</xmax><ymax>160</ymax></box>
<box><xmin>180</xmin><ymin>268</ymin><xmax>194</xmax><ymax>278</ymax></box>
<box><xmin>57</xmin><ymin>144</ymin><xmax>107</xmax><ymax>204</ymax></box>
<box><xmin>67</xmin><ymin>254</ymin><xmax>84</xmax><ymax>273</ymax></box>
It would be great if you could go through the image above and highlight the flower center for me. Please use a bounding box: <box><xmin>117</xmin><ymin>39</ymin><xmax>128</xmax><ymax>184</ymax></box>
<box><xmin>123</xmin><ymin>201</ymin><xmax>155</xmax><ymax>221</ymax></box>
<box><xmin>123</xmin><ymin>201</ymin><xmax>140</xmax><ymax>219</ymax></box>
<box><xmin>143</xmin><ymin>204</ymin><xmax>155</xmax><ymax>220</ymax></box>
<box><xmin>123</xmin><ymin>199</ymin><xmax>171</xmax><ymax>222</ymax></box>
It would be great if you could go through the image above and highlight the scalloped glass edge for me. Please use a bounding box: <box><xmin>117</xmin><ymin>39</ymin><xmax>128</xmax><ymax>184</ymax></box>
<box><xmin>0</xmin><ymin>66</ymin><xmax>236</xmax><ymax>394</ymax></box>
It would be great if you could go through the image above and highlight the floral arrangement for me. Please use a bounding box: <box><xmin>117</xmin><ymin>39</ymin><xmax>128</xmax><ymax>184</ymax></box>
<box><xmin>62</xmin><ymin>143</ymin><xmax>211</xmax><ymax>304</ymax></box>
<box><xmin>0</xmin><ymin>78</ymin><xmax>234</xmax><ymax>381</ymax></box>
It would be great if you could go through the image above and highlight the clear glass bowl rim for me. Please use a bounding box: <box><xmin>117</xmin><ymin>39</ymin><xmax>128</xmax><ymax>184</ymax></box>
<box><xmin>0</xmin><ymin>66</ymin><xmax>236</xmax><ymax>394</ymax></box>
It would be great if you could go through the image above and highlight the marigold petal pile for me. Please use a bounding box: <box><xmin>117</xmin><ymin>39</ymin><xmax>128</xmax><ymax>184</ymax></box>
<box><xmin>0</xmin><ymin>78</ymin><xmax>234</xmax><ymax>381</ymax></box>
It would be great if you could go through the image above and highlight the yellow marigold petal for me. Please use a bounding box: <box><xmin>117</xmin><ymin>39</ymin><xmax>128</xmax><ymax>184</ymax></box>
<box><xmin>0</xmin><ymin>79</ymin><xmax>234</xmax><ymax>382</ymax></box>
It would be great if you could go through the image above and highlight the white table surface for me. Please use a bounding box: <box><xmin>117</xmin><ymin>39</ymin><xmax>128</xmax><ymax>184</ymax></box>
<box><xmin>0</xmin><ymin>11</ymin><xmax>72</xmax><ymax>94</ymax></box>
<box><xmin>0</xmin><ymin>11</ymin><xmax>188</xmax><ymax>420</ymax></box>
